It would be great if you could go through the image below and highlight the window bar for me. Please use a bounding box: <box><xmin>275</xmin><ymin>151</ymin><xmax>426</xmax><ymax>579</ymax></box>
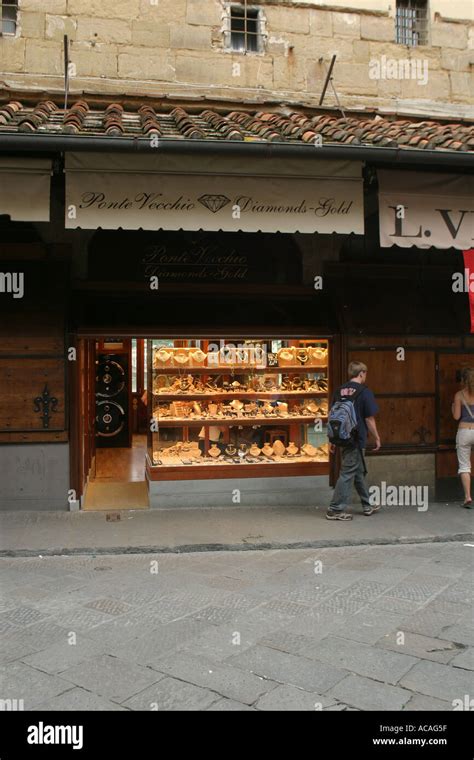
<box><xmin>244</xmin><ymin>0</ymin><xmax>248</xmax><ymax>53</ymax></box>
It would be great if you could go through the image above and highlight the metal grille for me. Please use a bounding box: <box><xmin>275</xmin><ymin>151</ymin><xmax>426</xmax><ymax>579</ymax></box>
<box><xmin>1</xmin><ymin>1</ymin><xmax>18</xmax><ymax>36</ymax></box>
<box><xmin>225</xmin><ymin>4</ymin><xmax>262</xmax><ymax>53</ymax></box>
<box><xmin>395</xmin><ymin>0</ymin><xmax>429</xmax><ymax>46</ymax></box>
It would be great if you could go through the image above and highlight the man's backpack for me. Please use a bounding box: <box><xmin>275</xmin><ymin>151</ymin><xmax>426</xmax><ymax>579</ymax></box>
<box><xmin>327</xmin><ymin>384</ymin><xmax>364</xmax><ymax>448</ymax></box>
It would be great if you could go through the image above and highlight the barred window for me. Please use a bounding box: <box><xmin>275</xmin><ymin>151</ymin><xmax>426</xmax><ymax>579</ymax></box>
<box><xmin>1</xmin><ymin>1</ymin><xmax>18</xmax><ymax>36</ymax></box>
<box><xmin>396</xmin><ymin>0</ymin><xmax>429</xmax><ymax>46</ymax></box>
<box><xmin>225</xmin><ymin>4</ymin><xmax>262</xmax><ymax>53</ymax></box>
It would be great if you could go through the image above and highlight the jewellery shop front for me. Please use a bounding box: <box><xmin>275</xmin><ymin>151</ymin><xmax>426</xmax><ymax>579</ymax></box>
<box><xmin>66</xmin><ymin>151</ymin><xmax>364</xmax><ymax>509</ymax></box>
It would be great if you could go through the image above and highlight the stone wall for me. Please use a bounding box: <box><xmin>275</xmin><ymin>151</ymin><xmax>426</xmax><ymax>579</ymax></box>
<box><xmin>0</xmin><ymin>1</ymin><xmax>472</xmax><ymax>118</ymax></box>
<box><xmin>0</xmin><ymin>443</ymin><xmax>70</xmax><ymax>511</ymax></box>
<box><xmin>366</xmin><ymin>453</ymin><xmax>436</xmax><ymax>503</ymax></box>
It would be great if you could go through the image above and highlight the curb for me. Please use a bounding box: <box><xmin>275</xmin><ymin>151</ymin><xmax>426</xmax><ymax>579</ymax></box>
<box><xmin>0</xmin><ymin>533</ymin><xmax>472</xmax><ymax>558</ymax></box>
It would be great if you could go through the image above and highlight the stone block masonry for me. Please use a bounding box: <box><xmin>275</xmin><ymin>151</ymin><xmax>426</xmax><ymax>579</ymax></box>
<box><xmin>0</xmin><ymin>1</ymin><xmax>470</xmax><ymax>118</ymax></box>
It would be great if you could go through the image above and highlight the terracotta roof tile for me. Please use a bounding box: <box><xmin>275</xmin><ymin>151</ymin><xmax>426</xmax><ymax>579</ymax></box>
<box><xmin>0</xmin><ymin>99</ymin><xmax>472</xmax><ymax>153</ymax></box>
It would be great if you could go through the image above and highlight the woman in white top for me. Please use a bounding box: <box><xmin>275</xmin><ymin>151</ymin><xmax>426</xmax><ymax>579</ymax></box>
<box><xmin>452</xmin><ymin>368</ymin><xmax>474</xmax><ymax>508</ymax></box>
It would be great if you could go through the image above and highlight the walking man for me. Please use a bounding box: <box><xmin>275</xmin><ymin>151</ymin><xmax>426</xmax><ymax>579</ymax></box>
<box><xmin>326</xmin><ymin>361</ymin><xmax>381</xmax><ymax>521</ymax></box>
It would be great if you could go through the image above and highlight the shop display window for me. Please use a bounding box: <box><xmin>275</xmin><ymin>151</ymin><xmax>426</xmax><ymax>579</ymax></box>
<box><xmin>146</xmin><ymin>338</ymin><xmax>330</xmax><ymax>473</ymax></box>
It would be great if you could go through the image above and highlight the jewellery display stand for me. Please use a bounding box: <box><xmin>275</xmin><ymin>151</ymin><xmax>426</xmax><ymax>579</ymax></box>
<box><xmin>146</xmin><ymin>339</ymin><xmax>330</xmax><ymax>487</ymax></box>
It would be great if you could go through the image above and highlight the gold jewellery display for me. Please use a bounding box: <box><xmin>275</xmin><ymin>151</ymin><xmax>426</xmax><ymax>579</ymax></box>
<box><xmin>149</xmin><ymin>340</ymin><xmax>330</xmax><ymax>468</ymax></box>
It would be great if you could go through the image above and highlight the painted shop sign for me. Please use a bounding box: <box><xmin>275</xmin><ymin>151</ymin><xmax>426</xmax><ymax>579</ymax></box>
<box><xmin>378</xmin><ymin>170</ymin><xmax>473</xmax><ymax>250</ymax></box>
<box><xmin>87</xmin><ymin>230</ymin><xmax>302</xmax><ymax>284</ymax></box>
<box><xmin>142</xmin><ymin>244</ymin><xmax>249</xmax><ymax>281</ymax></box>
<box><xmin>65</xmin><ymin>171</ymin><xmax>364</xmax><ymax>234</ymax></box>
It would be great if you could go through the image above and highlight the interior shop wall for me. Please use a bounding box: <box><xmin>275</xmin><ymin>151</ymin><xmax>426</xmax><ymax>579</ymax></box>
<box><xmin>295</xmin><ymin>233</ymin><xmax>344</xmax><ymax>287</ymax></box>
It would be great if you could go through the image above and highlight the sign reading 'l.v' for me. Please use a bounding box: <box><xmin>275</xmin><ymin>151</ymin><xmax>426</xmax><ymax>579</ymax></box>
<box><xmin>378</xmin><ymin>170</ymin><xmax>473</xmax><ymax>250</ymax></box>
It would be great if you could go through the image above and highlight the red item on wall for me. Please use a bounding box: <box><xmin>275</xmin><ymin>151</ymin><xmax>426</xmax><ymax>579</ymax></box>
<box><xmin>463</xmin><ymin>249</ymin><xmax>474</xmax><ymax>333</ymax></box>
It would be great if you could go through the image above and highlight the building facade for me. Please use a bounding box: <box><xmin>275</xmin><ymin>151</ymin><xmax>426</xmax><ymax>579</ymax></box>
<box><xmin>1</xmin><ymin>0</ymin><xmax>472</xmax><ymax>117</ymax></box>
<box><xmin>0</xmin><ymin>0</ymin><xmax>473</xmax><ymax>511</ymax></box>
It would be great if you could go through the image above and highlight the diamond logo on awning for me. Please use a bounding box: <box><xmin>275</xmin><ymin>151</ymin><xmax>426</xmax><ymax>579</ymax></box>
<box><xmin>198</xmin><ymin>194</ymin><xmax>231</xmax><ymax>213</ymax></box>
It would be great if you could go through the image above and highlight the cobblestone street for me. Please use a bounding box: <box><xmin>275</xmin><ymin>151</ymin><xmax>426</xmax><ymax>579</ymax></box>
<box><xmin>0</xmin><ymin>541</ymin><xmax>473</xmax><ymax>711</ymax></box>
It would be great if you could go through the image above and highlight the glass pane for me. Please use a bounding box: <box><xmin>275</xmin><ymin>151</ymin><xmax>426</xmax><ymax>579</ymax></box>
<box><xmin>231</xmin><ymin>31</ymin><xmax>246</xmax><ymax>51</ymax></box>
<box><xmin>2</xmin><ymin>4</ymin><xmax>16</xmax><ymax>35</ymax></box>
<box><xmin>147</xmin><ymin>338</ymin><xmax>330</xmax><ymax>467</ymax></box>
<box><xmin>143</xmin><ymin>340</ymin><xmax>148</xmax><ymax>389</ymax></box>
<box><xmin>131</xmin><ymin>339</ymin><xmax>137</xmax><ymax>393</ymax></box>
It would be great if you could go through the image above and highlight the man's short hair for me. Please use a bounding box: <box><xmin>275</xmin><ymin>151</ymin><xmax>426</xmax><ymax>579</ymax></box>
<box><xmin>348</xmin><ymin>361</ymin><xmax>367</xmax><ymax>378</ymax></box>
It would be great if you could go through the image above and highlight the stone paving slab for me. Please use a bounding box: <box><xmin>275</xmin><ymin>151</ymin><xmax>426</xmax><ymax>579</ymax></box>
<box><xmin>330</xmin><ymin>610</ymin><xmax>402</xmax><ymax>646</ymax></box>
<box><xmin>58</xmin><ymin>654</ymin><xmax>164</xmax><ymax>703</ymax></box>
<box><xmin>206</xmin><ymin>698</ymin><xmax>256</xmax><ymax>710</ymax></box>
<box><xmin>301</xmin><ymin>635</ymin><xmax>418</xmax><ymax>685</ymax></box>
<box><xmin>226</xmin><ymin>608</ymin><xmax>304</xmax><ymax>636</ymax></box>
<box><xmin>278</xmin><ymin>610</ymin><xmax>350</xmax><ymax>640</ymax></box>
<box><xmin>381</xmin><ymin>575</ymin><xmax>452</xmax><ymax>604</ymax></box>
<box><xmin>327</xmin><ymin>673</ymin><xmax>412</xmax><ymax>711</ymax></box>
<box><xmin>450</xmin><ymin>647</ymin><xmax>474</xmax><ymax>671</ymax></box>
<box><xmin>400</xmin><ymin>609</ymin><xmax>461</xmax><ymax>638</ymax></box>
<box><xmin>370</xmin><ymin>596</ymin><xmax>426</xmax><ymax>615</ymax></box>
<box><xmin>0</xmin><ymin>620</ymin><xmax>72</xmax><ymax>652</ymax></box>
<box><xmin>189</xmin><ymin>605</ymin><xmax>239</xmax><ymax>626</ymax></box>
<box><xmin>0</xmin><ymin>606</ymin><xmax>47</xmax><ymax>628</ymax></box>
<box><xmin>256</xmin><ymin>629</ymin><xmax>318</xmax><ymax>657</ymax></box>
<box><xmin>274</xmin><ymin>584</ymin><xmax>342</xmax><ymax>607</ymax></box>
<box><xmin>150</xmin><ymin>651</ymin><xmax>276</xmax><ymax>705</ymax></box>
<box><xmin>83</xmin><ymin>616</ymin><xmax>166</xmax><ymax>648</ymax></box>
<box><xmin>425</xmin><ymin>598</ymin><xmax>472</xmax><ymax>618</ymax></box>
<box><xmin>403</xmin><ymin>694</ymin><xmax>455</xmax><ymax>711</ymax></box>
<box><xmin>377</xmin><ymin>631</ymin><xmax>462</xmax><ymax>664</ymax></box>
<box><xmin>20</xmin><ymin>636</ymin><xmax>109</xmax><ymax>675</ymax></box>
<box><xmin>227</xmin><ymin>644</ymin><xmax>347</xmax><ymax>693</ymax></box>
<box><xmin>399</xmin><ymin>660</ymin><xmax>474</xmax><ymax>703</ymax></box>
<box><xmin>121</xmin><ymin>676</ymin><xmax>221</xmax><ymax>711</ymax></box>
<box><xmin>48</xmin><ymin>605</ymin><xmax>117</xmax><ymax>633</ymax></box>
<box><xmin>440</xmin><ymin>625</ymin><xmax>474</xmax><ymax>647</ymax></box>
<box><xmin>0</xmin><ymin>661</ymin><xmax>72</xmax><ymax>710</ymax></box>
<box><xmin>174</xmin><ymin>623</ymin><xmax>261</xmax><ymax>662</ymax></box>
<box><xmin>255</xmin><ymin>683</ymin><xmax>340</xmax><ymax>711</ymax></box>
<box><xmin>84</xmin><ymin>598</ymin><xmax>134</xmax><ymax>617</ymax></box>
<box><xmin>31</xmin><ymin>687</ymin><xmax>128</xmax><ymax>711</ymax></box>
<box><xmin>0</xmin><ymin>639</ymin><xmax>39</xmax><ymax>665</ymax></box>
<box><xmin>106</xmin><ymin>620</ymin><xmax>212</xmax><ymax>666</ymax></box>
<box><xmin>421</xmin><ymin>561</ymin><xmax>467</xmax><ymax>579</ymax></box>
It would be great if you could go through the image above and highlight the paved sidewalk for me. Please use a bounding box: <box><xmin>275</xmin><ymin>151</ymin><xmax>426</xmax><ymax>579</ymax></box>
<box><xmin>0</xmin><ymin>542</ymin><xmax>472</xmax><ymax>711</ymax></box>
<box><xmin>0</xmin><ymin>501</ymin><xmax>472</xmax><ymax>556</ymax></box>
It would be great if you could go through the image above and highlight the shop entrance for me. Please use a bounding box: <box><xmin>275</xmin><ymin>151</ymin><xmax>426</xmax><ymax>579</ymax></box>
<box><xmin>74</xmin><ymin>337</ymin><xmax>149</xmax><ymax>510</ymax></box>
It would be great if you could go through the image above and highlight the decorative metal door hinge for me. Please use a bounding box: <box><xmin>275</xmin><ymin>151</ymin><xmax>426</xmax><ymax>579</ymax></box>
<box><xmin>34</xmin><ymin>384</ymin><xmax>58</xmax><ymax>429</ymax></box>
